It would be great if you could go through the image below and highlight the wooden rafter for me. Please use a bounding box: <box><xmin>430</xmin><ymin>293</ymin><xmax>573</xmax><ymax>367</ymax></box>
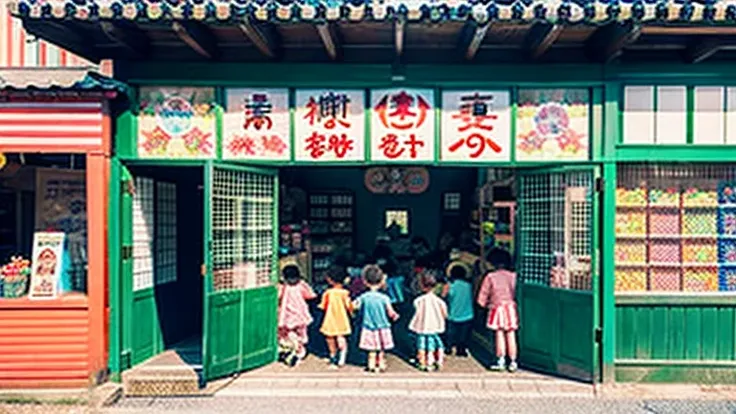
<box><xmin>684</xmin><ymin>38</ymin><xmax>723</xmax><ymax>64</ymax></box>
<box><xmin>172</xmin><ymin>22</ymin><xmax>220</xmax><ymax>59</ymax></box>
<box><xmin>585</xmin><ymin>22</ymin><xmax>641</xmax><ymax>63</ymax></box>
<box><xmin>394</xmin><ymin>16</ymin><xmax>406</xmax><ymax>59</ymax></box>
<box><xmin>238</xmin><ymin>17</ymin><xmax>281</xmax><ymax>59</ymax></box>
<box><xmin>524</xmin><ymin>23</ymin><xmax>563</xmax><ymax>59</ymax></box>
<box><xmin>458</xmin><ymin>21</ymin><xmax>490</xmax><ymax>61</ymax></box>
<box><xmin>22</xmin><ymin>20</ymin><xmax>101</xmax><ymax>63</ymax></box>
<box><xmin>316</xmin><ymin>23</ymin><xmax>342</xmax><ymax>61</ymax></box>
<box><xmin>100</xmin><ymin>22</ymin><xmax>150</xmax><ymax>59</ymax></box>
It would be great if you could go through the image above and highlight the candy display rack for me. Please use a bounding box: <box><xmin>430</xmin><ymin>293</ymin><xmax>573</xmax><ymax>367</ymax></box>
<box><xmin>615</xmin><ymin>186</ymin><xmax>649</xmax><ymax>291</ymax></box>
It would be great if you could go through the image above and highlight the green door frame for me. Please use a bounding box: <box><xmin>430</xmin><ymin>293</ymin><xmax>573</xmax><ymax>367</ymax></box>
<box><xmin>515</xmin><ymin>164</ymin><xmax>602</xmax><ymax>383</ymax></box>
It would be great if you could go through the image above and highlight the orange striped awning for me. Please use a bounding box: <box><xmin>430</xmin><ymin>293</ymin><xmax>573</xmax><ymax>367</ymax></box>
<box><xmin>0</xmin><ymin>101</ymin><xmax>104</xmax><ymax>152</ymax></box>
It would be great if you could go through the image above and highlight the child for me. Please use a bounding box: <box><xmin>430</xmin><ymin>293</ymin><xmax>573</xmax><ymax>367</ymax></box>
<box><xmin>319</xmin><ymin>264</ymin><xmax>353</xmax><ymax>369</ymax></box>
<box><xmin>442</xmin><ymin>261</ymin><xmax>474</xmax><ymax>357</ymax></box>
<box><xmin>347</xmin><ymin>252</ymin><xmax>368</xmax><ymax>297</ymax></box>
<box><xmin>409</xmin><ymin>270</ymin><xmax>448</xmax><ymax>372</ymax></box>
<box><xmin>477</xmin><ymin>248</ymin><xmax>518</xmax><ymax>372</ymax></box>
<box><xmin>277</xmin><ymin>264</ymin><xmax>317</xmax><ymax>366</ymax></box>
<box><xmin>353</xmin><ymin>264</ymin><xmax>399</xmax><ymax>373</ymax></box>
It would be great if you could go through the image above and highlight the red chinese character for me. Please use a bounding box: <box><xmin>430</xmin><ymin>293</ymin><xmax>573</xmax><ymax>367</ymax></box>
<box><xmin>375</xmin><ymin>91</ymin><xmax>431</xmax><ymax>130</ymax></box>
<box><xmin>327</xmin><ymin>134</ymin><xmax>354</xmax><ymax>158</ymax></box>
<box><xmin>228</xmin><ymin>136</ymin><xmax>257</xmax><ymax>156</ymax></box>
<box><xmin>305</xmin><ymin>131</ymin><xmax>327</xmax><ymax>159</ymax></box>
<box><xmin>261</xmin><ymin>135</ymin><xmax>287</xmax><ymax>155</ymax></box>
<box><xmin>448</xmin><ymin>133</ymin><xmax>502</xmax><ymax>158</ymax></box>
<box><xmin>303</xmin><ymin>97</ymin><xmax>320</xmax><ymax>126</ymax></box>
<box><xmin>378</xmin><ymin>133</ymin><xmax>424</xmax><ymax>159</ymax></box>
<box><xmin>304</xmin><ymin>93</ymin><xmax>351</xmax><ymax>129</ymax></box>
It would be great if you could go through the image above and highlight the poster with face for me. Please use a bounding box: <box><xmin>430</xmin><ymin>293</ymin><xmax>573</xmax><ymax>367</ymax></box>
<box><xmin>28</xmin><ymin>232</ymin><xmax>65</xmax><ymax>300</ymax></box>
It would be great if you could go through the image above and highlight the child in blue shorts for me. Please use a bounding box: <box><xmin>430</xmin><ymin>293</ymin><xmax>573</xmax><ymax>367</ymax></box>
<box><xmin>409</xmin><ymin>270</ymin><xmax>448</xmax><ymax>372</ymax></box>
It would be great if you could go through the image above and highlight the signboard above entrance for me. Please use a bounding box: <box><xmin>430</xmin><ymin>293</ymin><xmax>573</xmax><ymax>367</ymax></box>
<box><xmin>132</xmin><ymin>86</ymin><xmax>592</xmax><ymax>164</ymax></box>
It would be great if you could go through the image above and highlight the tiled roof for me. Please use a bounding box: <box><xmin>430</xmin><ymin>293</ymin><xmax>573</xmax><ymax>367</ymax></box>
<box><xmin>9</xmin><ymin>0</ymin><xmax>736</xmax><ymax>25</ymax></box>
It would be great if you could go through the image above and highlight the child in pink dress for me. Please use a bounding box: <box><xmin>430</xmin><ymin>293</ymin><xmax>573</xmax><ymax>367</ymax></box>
<box><xmin>278</xmin><ymin>264</ymin><xmax>317</xmax><ymax>366</ymax></box>
<box><xmin>477</xmin><ymin>248</ymin><xmax>518</xmax><ymax>372</ymax></box>
<box><xmin>409</xmin><ymin>270</ymin><xmax>448</xmax><ymax>372</ymax></box>
<box><xmin>353</xmin><ymin>264</ymin><xmax>399</xmax><ymax>373</ymax></box>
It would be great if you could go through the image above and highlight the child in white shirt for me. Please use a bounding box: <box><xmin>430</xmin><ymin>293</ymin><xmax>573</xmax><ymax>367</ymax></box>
<box><xmin>408</xmin><ymin>270</ymin><xmax>448</xmax><ymax>372</ymax></box>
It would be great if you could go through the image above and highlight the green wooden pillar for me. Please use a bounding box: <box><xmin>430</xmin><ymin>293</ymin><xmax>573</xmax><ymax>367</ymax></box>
<box><xmin>601</xmin><ymin>82</ymin><xmax>620</xmax><ymax>383</ymax></box>
<box><xmin>107</xmin><ymin>158</ymin><xmax>122</xmax><ymax>382</ymax></box>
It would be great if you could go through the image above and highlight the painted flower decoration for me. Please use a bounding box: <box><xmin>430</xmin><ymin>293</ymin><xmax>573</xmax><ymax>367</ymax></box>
<box><xmin>141</xmin><ymin>126</ymin><xmax>172</xmax><ymax>153</ymax></box>
<box><xmin>534</xmin><ymin>103</ymin><xmax>570</xmax><ymax>138</ymax></box>
<box><xmin>181</xmin><ymin>128</ymin><xmax>213</xmax><ymax>155</ymax></box>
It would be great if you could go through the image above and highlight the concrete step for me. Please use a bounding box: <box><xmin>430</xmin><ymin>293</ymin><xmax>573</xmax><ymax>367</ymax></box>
<box><xmin>122</xmin><ymin>351</ymin><xmax>201</xmax><ymax>397</ymax></box>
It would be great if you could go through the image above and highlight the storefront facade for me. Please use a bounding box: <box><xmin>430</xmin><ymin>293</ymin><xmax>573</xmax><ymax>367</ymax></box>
<box><xmin>0</xmin><ymin>68</ymin><xmax>123</xmax><ymax>388</ymax></box>
<box><xmin>10</xmin><ymin>0</ymin><xmax>736</xmax><ymax>386</ymax></box>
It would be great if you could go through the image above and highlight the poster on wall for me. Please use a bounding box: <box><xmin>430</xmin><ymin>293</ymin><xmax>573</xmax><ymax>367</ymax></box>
<box><xmin>441</xmin><ymin>90</ymin><xmax>511</xmax><ymax>162</ymax></box>
<box><xmin>515</xmin><ymin>89</ymin><xmax>589</xmax><ymax>162</ymax></box>
<box><xmin>138</xmin><ymin>87</ymin><xmax>217</xmax><ymax>158</ymax></box>
<box><xmin>35</xmin><ymin>168</ymin><xmax>86</xmax><ymax>294</ymax></box>
<box><xmin>28</xmin><ymin>232</ymin><xmax>65</xmax><ymax>300</ymax></box>
<box><xmin>223</xmin><ymin>88</ymin><xmax>291</xmax><ymax>161</ymax></box>
<box><xmin>294</xmin><ymin>89</ymin><xmax>365</xmax><ymax>162</ymax></box>
<box><xmin>370</xmin><ymin>88</ymin><xmax>435</xmax><ymax>162</ymax></box>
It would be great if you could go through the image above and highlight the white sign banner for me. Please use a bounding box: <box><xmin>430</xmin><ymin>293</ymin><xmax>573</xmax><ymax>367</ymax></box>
<box><xmin>441</xmin><ymin>90</ymin><xmax>511</xmax><ymax>162</ymax></box>
<box><xmin>370</xmin><ymin>88</ymin><xmax>435</xmax><ymax>162</ymax></box>
<box><xmin>223</xmin><ymin>88</ymin><xmax>290</xmax><ymax>161</ymax></box>
<box><xmin>29</xmin><ymin>232</ymin><xmax>65</xmax><ymax>300</ymax></box>
<box><xmin>294</xmin><ymin>89</ymin><xmax>366</xmax><ymax>162</ymax></box>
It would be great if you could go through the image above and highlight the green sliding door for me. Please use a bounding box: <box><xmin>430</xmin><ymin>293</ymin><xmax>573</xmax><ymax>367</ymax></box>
<box><xmin>203</xmin><ymin>162</ymin><xmax>279</xmax><ymax>381</ymax></box>
<box><xmin>516</xmin><ymin>166</ymin><xmax>600</xmax><ymax>382</ymax></box>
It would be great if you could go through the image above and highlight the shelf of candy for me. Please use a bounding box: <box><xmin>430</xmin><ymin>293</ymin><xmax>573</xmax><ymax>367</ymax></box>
<box><xmin>616</xmin><ymin>210</ymin><xmax>646</xmax><ymax>237</ymax></box>
<box><xmin>718</xmin><ymin>268</ymin><xmax>736</xmax><ymax>291</ymax></box>
<box><xmin>0</xmin><ymin>256</ymin><xmax>31</xmax><ymax>298</ymax></box>
<box><xmin>615</xmin><ymin>267</ymin><xmax>648</xmax><ymax>292</ymax></box>
<box><xmin>649</xmin><ymin>188</ymin><xmax>680</xmax><ymax>208</ymax></box>
<box><xmin>309</xmin><ymin>207</ymin><xmax>329</xmax><ymax>218</ymax></box>
<box><xmin>615</xmin><ymin>240</ymin><xmax>647</xmax><ymax>265</ymax></box>
<box><xmin>682</xmin><ymin>187</ymin><xmax>718</xmax><ymax>208</ymax></box>
<box><xmin>649</xmin><ymin>209</ymin><xmax>680</xmax><ymax>237</ymax></box>
<box><xmin>649</xmin><ymin>239</ymin><xmax>681</xmax><ymax>266</ymax></box>
<box><xmin>330</xmin><ymin>221</ymin><xmax>352</xmax><ymax>234</ymax></box>
<box><xmin>330</xmin><ymin>207</ymin><xmax>352</xmax><ymax>218</ymax></box>
<box><xmin>650</xmin><ymin>266</ymin><xmax>682</xmax><ymax>291</ymax></box>
<box><xmin>718</xmin><ymin>181</ymin><xmax>736</xmax><ymax>206</ymax></box>
<box><xmin>717</xmin><ymin>209</ymin><xmax>736</xmax><ymax>237</ymax></box>
<box><xmin>309</xmin><ymin>221</ymin><xmax>330</xmax><ymax>236</ymax></box>
<box><xmin>309</xmin><ymin>195</ymin><xmax>329</xmax><ymax>205</ymax></box>
<box><xmin>330</xmin><ymin>194</ymin><xmax>353</xmax><ymax>205</ymax></box>
<box><xmin>682</xmin><ymin>209</ymin><xmax>717</xmax><ymax>237</ymax></box>
<box><xmin>616</xmin><ymin>187</ymin><xmax>647</xmax><ymax>207</ymax></box>
<box><xmin>683</xmin><ymin>239</ymin><xmax>718</xmax><ymax>265</ymax></box>
<box><xmin>718</xmin><ymin>240</ymin><xmax>736</xmax><ymax>265</ymax></box>
<box><xmin>683</xmin><ymin>267</ymin><xmax>719</xmax><ymax>292</ymax></box>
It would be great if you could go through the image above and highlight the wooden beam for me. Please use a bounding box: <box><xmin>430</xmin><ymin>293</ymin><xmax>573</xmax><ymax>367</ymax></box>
<box><xmin>684</xmin><ymin>38</ymin><xmax>723</xmax><ymax>63</ymax></box>
<box><xmin>22</xmin><ymin>20</ymin><xmax>101</xmax><ymax>63</ymax></box>
<box><xmin>523</xmin><ymin>23</ymin><xmax>563</xmax><ymax>59</ymax></box>
<box><xmin>394</xmin><ymin>16</ymin><xmax>406</xmax><ymax>59</ymax></box>
<box><xmin>316</xmin><ymin>23</ymin><xmax>341</xmax><ymax>61</ymax></box>
<box><xmin>238</xmin><ymin>17</ymin><xmax>280</xmax><ymax>59</ymax></box>
<box><xmin>172</xmin><ymin>22</ymin><xmax>219</xmax><ymax>60</ymax></box>
<box><xmin>643</xmin><ymin>26</ymin><xmax>736</xmax><ymax>36</ymax></box>
<box><xmin>585</xmin><ymin>22</ymin><xmax>641</xmax><ymax>63</ymax></box>
<box><xmin>457</xmin><ymin>21</ymin><xmax>490</xmax><ymax>61</ymax></box>
<box><xmin>99</xmin><ymin>22</ymin><xmax>150</xmax><ymax>59</ymax></box>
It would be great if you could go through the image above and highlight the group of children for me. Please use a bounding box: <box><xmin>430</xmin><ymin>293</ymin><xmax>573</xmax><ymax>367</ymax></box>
<box><xmin>276</xmin><ymin>246</ymin><xmax>519</xmax><ymax>374</ymax></box>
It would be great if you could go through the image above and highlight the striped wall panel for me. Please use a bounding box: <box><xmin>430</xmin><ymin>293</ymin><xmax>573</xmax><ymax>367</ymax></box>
<box><xmin>0</xmin><ymin>101</ymin><xmax>104</xmax><ymax>150</ymax></box>
<box><xmin>0</xmin><ymin>6</ymin><xmax>105</xmax><ymax>69</ymax></box>
<box><xmin>0</xmin><ymin>306</ymin><xmax>90</xmax><ymax>388</ymax></box>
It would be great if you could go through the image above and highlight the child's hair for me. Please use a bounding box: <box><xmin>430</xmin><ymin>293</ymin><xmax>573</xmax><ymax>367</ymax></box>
<box><xmin>361</xmin><ymin>264</ymin><xmax>385</xmax><ymax>287</ymax></box>
<box><xmin>326</xmin><ymin>264</ymin><xmax>347</xmax><ymax>285</ymax></box>
<box><xmin>448</xmin><ymin>262</ymin><xmax>469</xmax><ymax>281</ymax></box>
<box><xmin>487</xmin><ymin>247</ymin><xmax>512</xmax><ymax>270</ymax></box>
<box><xmin>282</xmin><ymin>264</ymin><xmax>302</xmax><ymax>285</ymax></box>
<box><xmin>419</xmin><ymin>270</ymin><xmax>438</xmax><ymax>292</ymax></box>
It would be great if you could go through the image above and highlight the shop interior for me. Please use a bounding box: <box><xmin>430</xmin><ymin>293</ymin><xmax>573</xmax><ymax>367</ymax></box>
<box><xmin>126</xmin><ymin>165</ymin><xmax>204</xmax><ymax>367</ymax></box>
<box><xmin>277</xmin><ymin>166</ymin><xmax>519</xmax><ymax>371</ymax></box>
<box><xmin>0</xmin><ymin>153</ymin><xmax>87</xmax><ymax>300</ymax></box>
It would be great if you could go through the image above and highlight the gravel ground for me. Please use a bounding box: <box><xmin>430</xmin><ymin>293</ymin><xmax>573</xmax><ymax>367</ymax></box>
<box><xmin>103</xmin><ymin>396</ymin><xmax>736</xmax><ymax>414</ymax></box>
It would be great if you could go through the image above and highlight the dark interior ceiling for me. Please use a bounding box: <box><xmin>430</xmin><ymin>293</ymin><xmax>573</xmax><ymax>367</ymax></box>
<box><xmin>19</xmin><ymin>18</ymin><xmax>736</xmax><ymax>65</ymax></box>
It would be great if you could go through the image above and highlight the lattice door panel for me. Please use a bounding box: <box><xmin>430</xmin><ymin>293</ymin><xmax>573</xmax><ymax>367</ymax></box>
<box><xmin>133</xmin><ymin>176</ymin><xmax>155</xmax><ymax>291</ymax></box>
<box><xmin>518</xmin><ymin>170</ymin><xmax>594</xmax><ymax>290</ymax></box>
<box><xmin>212</xmin><ymin>168</ymin><xmax>275</xmax><ymax>292</ymax></box>
<box><xmin>155</xmin><ymin>181</ymin><xmax>177</xmax><ymax>285</ymax></box>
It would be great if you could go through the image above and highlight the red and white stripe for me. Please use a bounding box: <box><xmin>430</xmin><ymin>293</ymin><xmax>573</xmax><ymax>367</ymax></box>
<box><xmin>0</xmin><ymin>9</ymin><xmax>104</xmax><ymax>70</ymax></box>
<box><xmin>0</xmin><ymin>102</ymin><xmax>103</xmax><ymax>150</ymax></box>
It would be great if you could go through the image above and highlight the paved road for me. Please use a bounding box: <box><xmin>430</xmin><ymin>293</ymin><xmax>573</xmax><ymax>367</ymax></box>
<box><xmin>103</xmin><ymin>396</ymin><xmax>736</xmax><ymax>414</ymax></box>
